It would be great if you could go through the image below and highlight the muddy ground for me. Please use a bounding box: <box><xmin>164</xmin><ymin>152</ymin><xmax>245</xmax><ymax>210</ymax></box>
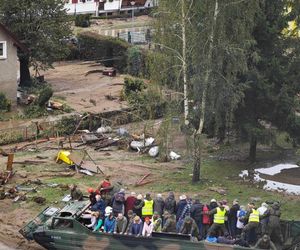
<box><xmin>44</xmin><ymin>61</ymin><xmax>127</xmax><ymax>114</ymax></box>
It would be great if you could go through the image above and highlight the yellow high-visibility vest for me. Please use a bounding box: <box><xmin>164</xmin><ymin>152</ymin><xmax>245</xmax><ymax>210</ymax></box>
<box><xmin>142</xmin><ymin>200</ymin><xmax>154</xmax><ymax>216</ymax></box>
<box><xmin>214</xmin><ymin>207</ymin><xmax>226</xmax><ymax>224</ymax></box>
<box><xmin>249</xmin><ymin>209</ymin><xmax>260</xmax><ymax>223</ymax></box>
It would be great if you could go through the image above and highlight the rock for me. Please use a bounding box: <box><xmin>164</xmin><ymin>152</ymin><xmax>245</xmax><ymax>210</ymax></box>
<box><xmin>33</xmin><ymin>196</ymin><xmax>46</xmax><ymax>204</ymax></box>
<box><xmin>250</xmin><ymin>197</ymin><xmax>262</xmax><ymax>202</ymax></box>
<box><xmin>19</xmin><ymin>173</ymin><xmax>27</xmax><ymax>178</ymax></box>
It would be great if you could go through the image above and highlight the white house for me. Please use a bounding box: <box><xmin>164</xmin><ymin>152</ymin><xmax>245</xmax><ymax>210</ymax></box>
<box><xmin>64</xmin><ymin>0</ymin><xmax>157</xmax><ymax>16</ymax></box>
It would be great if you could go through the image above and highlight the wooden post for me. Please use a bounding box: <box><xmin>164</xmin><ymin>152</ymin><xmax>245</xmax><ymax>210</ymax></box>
<box><xmin>6</xmin><ymin>154</ymin><xmax>14</xmax><ymax>171</ymax></box>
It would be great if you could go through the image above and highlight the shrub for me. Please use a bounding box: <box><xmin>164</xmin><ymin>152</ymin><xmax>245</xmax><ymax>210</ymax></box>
<box><xmin>37</xmin><ymin>86</ymin><xmax>53</xmax><ymax>107</ymax></box>
<box><xmin>127</xmin><ymin>46</ymin><xmax>147</xmax><ymax>77</ymax></box>
<box><xmin>75</xmin><ymin>14</ymin><xmax>91</xmax><ymax>27</ymax></box>
<box><xmin>0</xmin><ymin>92</ymin><xmax>11</xmax><ymax>112</ymax></box>
<box><xmin>123</xmin><ymin>78</ymin><xmax>146</xmax><ymax>97</ymax></box>
<box><xmin>123</xmin><ymin>78</ymin><xmax>167</xmax><ymax>119</ymax></box>
<box><xmin>78</xmin><ymin>32</ymin><xmax>130</xmax><ymax>72</ymax></box>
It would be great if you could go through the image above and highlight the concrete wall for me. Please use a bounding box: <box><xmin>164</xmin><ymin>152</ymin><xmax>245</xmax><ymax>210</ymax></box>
<box><xmin>0</xmin><ymin>27</ymin><xmax>18</xmax><ymax>103</ymax></box>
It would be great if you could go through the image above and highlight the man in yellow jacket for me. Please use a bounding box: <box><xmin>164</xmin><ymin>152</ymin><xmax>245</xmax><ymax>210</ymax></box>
<box><xmin>207</xmin><ymin>201</ymin><xmax>228</xmax><ymax>237</ymax></box>
<box><xmin>241</xmin><ymin>202</ymin><xmax>260</xmax><ymax>243</ymax></box>
<box><xmin>142</xmin><ymin>193</ymin><xmax>154</xmax><ymax>219</ymax></box>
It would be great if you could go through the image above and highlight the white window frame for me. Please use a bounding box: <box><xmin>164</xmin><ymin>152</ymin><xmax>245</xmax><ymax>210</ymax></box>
<box><xmin>0</xmin><ymin>41</ymin><xmax>7</xmax><ymax>60</ymax></box>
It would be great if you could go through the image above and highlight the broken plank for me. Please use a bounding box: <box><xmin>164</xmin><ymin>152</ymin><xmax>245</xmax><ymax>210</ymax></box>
<box><xmin>37</xmin><ymin>173</ymin><xmax>75</xmax><ymax>178</ymax></box>
<box><xmin>13</xmin><ymin>160</ymin><xmax>48</xmax><ymax>165</ymax></box>
<box><xmin>136</xmin><ymin>173</ymin><xmax>151</xmax><ymax>185</ymax></box>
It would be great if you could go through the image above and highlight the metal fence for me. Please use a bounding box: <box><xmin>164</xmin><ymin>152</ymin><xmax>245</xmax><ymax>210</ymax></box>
<box><xmin>0</xmin><ymin>121</ymin><xmax>58</xmax><ymax>146</ymax></box>
<box><xmin>118</xmin><ymin>30</ymin><xmax>151</xmax><ymax>44</ymax></box>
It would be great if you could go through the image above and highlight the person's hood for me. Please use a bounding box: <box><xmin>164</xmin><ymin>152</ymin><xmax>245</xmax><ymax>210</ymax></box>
<box><xmin>271</xmin><ymin>202</ymin><xmax>280</xmax><ymax>210</ymax></box>
<box><xmin>168</xmin><ymin>192</ymin><xmax>175</xmax><ymax>199</ymax></box>
<box><xmin>169</xmin><ymin>214</ymin><xmax>176</xmax><ymax>220</ymax></box>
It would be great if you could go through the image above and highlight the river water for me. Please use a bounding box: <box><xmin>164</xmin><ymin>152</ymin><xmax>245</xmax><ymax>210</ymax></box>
<box><xmin>240</xmin><ymin>163</ymin><xmax>300</xmax><ymax>195</ymax></box>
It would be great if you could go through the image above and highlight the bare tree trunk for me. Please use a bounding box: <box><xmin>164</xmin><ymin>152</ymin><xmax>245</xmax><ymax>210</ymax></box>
<box><xmin>181</xmin><ymin>0</ymin><xmax>189</xmax><ymax>126</ymax></box>
<box><xmin>249</xmin><ymin>135</ymin><xmax>257</xmax><ymax>163</ymax></box>
<box><xmin>19</xmin><ymin>55</ymin><xmax>31</xmax><ymax>87</ymax></box>
<box><xmin>192</xmin><ymin>133</ymin><xmax>202</xmax><ymax>183</ymax></box>
<box><xmin>197</xmin><ymin>0</ymin><xmax>219</xmax><ymax>134</ymax></box>
<box><xmin>192</xmin><ymin>0</ymin><xmax>219</xmax><ymax>183</ymax></box>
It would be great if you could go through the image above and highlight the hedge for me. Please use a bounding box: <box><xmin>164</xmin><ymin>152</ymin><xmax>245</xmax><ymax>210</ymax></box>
<box><xmin>78</xmin><ymin>32</ymin><xmax>130</xmax><ymax>72</ymax></box>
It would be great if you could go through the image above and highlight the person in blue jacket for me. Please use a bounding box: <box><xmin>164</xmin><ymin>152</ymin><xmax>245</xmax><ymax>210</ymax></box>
<box><xmin>90</xmin><ymin>195</ymin><xmax>106</xmax><ymax>217</ymax></box>
<box><xmin>128</xmin><ymin>215</ymin><xmax>143</xmax><ymax>236</ymax></box>
<box><xmin>104</xmin><ymin>213</ymin><xmax>116</xmax><ymax>233</ymax></box>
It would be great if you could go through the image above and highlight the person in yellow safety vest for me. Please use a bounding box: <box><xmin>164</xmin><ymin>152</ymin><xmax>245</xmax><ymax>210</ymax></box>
<box><xmin>241</xmin><ymin>202</ymin><xmax>260</xmax><ymax>243</ymax></box>
<box><xmin>142</xmin><ymin>193</ymin><xmax>154</xmax><ymax>219</ymax></box>
<box><xmin>206</xmin><ymin>201</ymin><xmax>229</xmax><ymax>237</ymax></box>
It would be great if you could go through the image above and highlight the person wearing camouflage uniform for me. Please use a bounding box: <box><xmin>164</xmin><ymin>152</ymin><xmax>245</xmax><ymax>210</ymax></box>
<box><xmin>70</xmin><ymin>184</ymin><xmax>83</xmax><ymax>201</ymax></box>
<box><xmin>265</xmin><ymin>202</ymin><xmax>284</xmax><ymax>244</ymax></box>
<box><xmin>152</xmin><ymin>212</ymin><xmax>162</xmax><ymax>232</ymax></box>
<box><xmin>179</xmin><ymin>216</ymin><xmax>200</xmax><ymax>240</ymax></box>
<box><xmin>162</xmin><ymin>211</ymin><xmax>177</xmax><ymax>233</ymax></box>
<box><xmin>254</xmin><ymin>234</ymin><xmax>277</xmax><ymax>250</ymax></box>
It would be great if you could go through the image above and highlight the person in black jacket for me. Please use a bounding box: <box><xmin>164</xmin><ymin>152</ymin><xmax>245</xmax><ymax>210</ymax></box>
<box><xmin>164</xmin><ymin>192</ymin><xmax>176</xmax><ymax>215</ymax></box>
<box><xmin>209</xmin><ymin>199</ymin><xmax>218</xmax><ymax>225</ymax></box>
<box><xmin>190</xmin><ymin>195</ymin><xmax>203</xmax><ymax>239</ymax></box>
<box><xmin>228</xmin><ymin>199</ymin><xmax>240</xmax><ymax>237</ymax></box>
<box><xmin>176</xmin><ymin>195</ymin><xmax>187</xmax><ymax>222</ymax></box>
<box><xmin>154</xmin><ymin>193</ymin><xmax>165</xmax><ymax>217</ymax></box>
<box><xmin>133</xmin><ymin>194</ymin><xmax>144</xmax><ymax>218</ymax></box>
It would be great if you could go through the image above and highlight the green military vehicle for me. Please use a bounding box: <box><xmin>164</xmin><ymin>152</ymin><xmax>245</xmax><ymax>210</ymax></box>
<box><xmin>20</xmin><ymin>200</ymin><xmax>300</xmax><ymax>250</ymax></box>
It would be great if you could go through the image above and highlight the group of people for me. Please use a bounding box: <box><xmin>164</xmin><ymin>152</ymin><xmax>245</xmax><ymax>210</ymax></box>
<box><xmin>69</xmin><ymin>177</ymin><xmax>283</xmax><ymax>249</ymax></box>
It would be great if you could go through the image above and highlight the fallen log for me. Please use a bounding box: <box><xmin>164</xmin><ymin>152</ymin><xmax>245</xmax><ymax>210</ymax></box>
<box><xmin>37</xmin><ymin>173</ymin><xmax>75</xmax><ymax>178</ymax></box>
<box><xmin>16</xmin><ymin>137</ymin><xmax>65</xmax><ymax>151</ymax></box>
<box><xmin>136</xmin><ymin>173</ymin><xmax>151</xmax><ymax>186</ymax></box>
<box><xmin>13</xmin><ymin>160</ymin><xmax>48</xmax><ymax>165</ymax></box>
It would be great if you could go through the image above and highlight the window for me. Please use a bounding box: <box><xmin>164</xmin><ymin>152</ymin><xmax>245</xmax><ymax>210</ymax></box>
<box><xmin>0</xmin><ymin>41</ymin><xmax>7</xmax><ymax>59</ymax></box>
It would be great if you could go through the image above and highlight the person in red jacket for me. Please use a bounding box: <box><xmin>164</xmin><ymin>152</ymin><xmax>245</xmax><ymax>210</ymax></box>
<box><xmin>125</xmin><ymin>192</ymin><xmax>137</xmax><ymax>217</ymax></box>
<box><xmin>202</xmin><ymin>204</ymin><xmax>211</xmax><ymax>239</ymax></box>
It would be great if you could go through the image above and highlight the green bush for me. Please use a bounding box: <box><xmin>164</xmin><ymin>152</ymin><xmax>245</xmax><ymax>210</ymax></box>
<box><xmin>75</xmin><ymin>14</ymin><xmax>91</xmax><ymax>27</ymax></box>
<box><xmin>123</xmin><ymin>77</ymin><xmax>146</xmax><ymax>97</ymax></box>
<box><xmin>0</xmin><ymin>92</ymin><xmax>11</xmax><ymax>112</ymax></box>
<box><xmin>123</xmin><ymin>78</ymin><xmax>167</xmax><ymax>119</ymax></box>
<box><xmin>127</xmin><ymin>46</ymin><xmax>148</xmax><ymax>77</ymax></box>
<box><xmin>78</xmin><ymin>32</ymin><xmax>130</xmax><ymax>72</ymax></box>
<box><xmin>37</xmin><ymin>86</ymin><xmax>53</xmax><ymax>107</ymax></box>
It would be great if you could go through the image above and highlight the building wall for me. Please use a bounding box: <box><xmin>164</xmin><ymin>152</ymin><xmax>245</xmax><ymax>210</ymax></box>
<box><xmin>64</xmin><ymin>0</ymin><xmax>156</xmax><ymax>15</ymax></box>
<box><xmin>0</xmin><ymin>28</ymin><xmax>18</xmax><ymax>103</ymax></box>
<box><xmin>65</xmin><ymin>1</ymin><xmax>97</xmax><ymax>14</ymax></box>
<box><xmin>104</xmin><ymin>0</ymin><xmax>121</xmax><ymax>11</ymax></box>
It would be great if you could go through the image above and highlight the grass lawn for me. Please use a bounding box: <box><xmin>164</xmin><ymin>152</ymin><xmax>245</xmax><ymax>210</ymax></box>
<box><xmin>152</xmin><ymin>159</ymin><xmax>300</xmax><ymax>220</ymax></box>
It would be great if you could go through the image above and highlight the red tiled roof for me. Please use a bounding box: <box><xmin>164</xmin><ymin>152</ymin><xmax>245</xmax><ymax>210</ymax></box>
<box><xmin>0</xmin><ymin>23</ymin><xmax>28</xmax><ymax>52</ymax></box>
